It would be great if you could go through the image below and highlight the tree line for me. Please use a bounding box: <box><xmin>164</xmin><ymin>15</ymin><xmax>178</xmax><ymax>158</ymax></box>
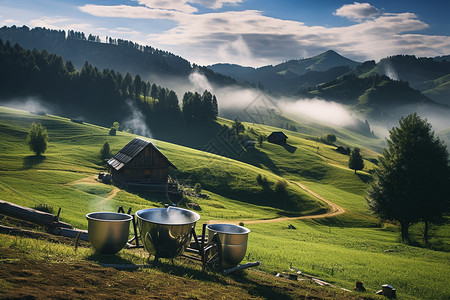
<box><xmin>0</xmin><ymin>39</ymin><xmax>218</xmax><ymax>128</ymax></box>
<box><xmin>0</xmin><ymin>25</ymin><xmax>237</xmax><ymax>86</ymax></box>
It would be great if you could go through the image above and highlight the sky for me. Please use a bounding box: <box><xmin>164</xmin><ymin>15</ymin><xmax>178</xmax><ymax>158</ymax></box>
<box><xmin>1</xmin><ymin>0</ymin><xmax>449</xmax><ymax>67</ymax></box>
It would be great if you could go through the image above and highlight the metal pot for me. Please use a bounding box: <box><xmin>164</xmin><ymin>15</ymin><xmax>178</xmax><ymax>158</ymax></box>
<box><xmin>86</xmin><ymin>212</ymin><xmax>133</xmax><ymax>255</ymax></box>
<box><xmin>206</xmin><ymin>224</ymin><xmax>250</xmax><ymax>268</ymax></box>
<box><xmin>136</xmin><ymin>207</ymin><xmax>200</xmax><ymax>259</ymax></box>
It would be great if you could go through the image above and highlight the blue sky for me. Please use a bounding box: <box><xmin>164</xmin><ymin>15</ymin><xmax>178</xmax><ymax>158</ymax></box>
<box><xmin>1</xmin><ymin>0</ymin><xmax>449</xmax><ymax>67</ymax></box>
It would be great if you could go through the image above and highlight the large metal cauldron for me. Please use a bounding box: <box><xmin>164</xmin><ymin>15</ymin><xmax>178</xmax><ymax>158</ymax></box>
<box><xmin>136</xmin><ymin>207</ymin><xmax>200</xmax><ymax>259</ymax></box>
<box><xmin>206</xmin><ymin>224</ymin><xmax>250</xmax><ymax>268</ymax></box>
<box><xmin>86</xmin><ymin>212</ymin><xmax>133</xmax><ymax>255</ymax></box>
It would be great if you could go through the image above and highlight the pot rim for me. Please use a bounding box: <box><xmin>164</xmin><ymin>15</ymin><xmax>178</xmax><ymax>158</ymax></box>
<box><xmin>136</xmin><ymin>207</ymin><xmax>200</xmax><ymax>226</ymax></box>
<box><xmin>206</xmin><ymin>223</ymin><xmax>250</xmax><ymax>234</ymax></box>
<box><xmin>86</xmin><ymin>211</ymin><xmax>133</xmax><ymax>222</ymax></box>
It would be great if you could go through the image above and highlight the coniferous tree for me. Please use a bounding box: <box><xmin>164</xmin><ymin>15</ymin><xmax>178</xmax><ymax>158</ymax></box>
<box><xmin>100</xmin><ymin>141</ymin><xmax>111</xmax><ymax>160</ymax></box>
<box><xmin>348</xmin><ymin>148</ymin><xmax>364</xmax><ymax>174</ymax></box>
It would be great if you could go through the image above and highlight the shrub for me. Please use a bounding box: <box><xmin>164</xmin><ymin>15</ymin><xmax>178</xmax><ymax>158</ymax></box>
<box><xmin>33</xmin><ymin>203</ymin><xmax>54</xmax><ymax>214</ymax></box>
<box><xmin>256</xmin><ymin>174</ymin><xmax>268</xmax><ymax>186</ymax></box>
<box><xmin>274</xmin><ymin>180</ymin><xmax>288</xmax><ymax>194</ymax></box>
<box><xmin>26</xmin><ymin>122</ymin><xmax>48</xmax><ymax>156</ymax></box>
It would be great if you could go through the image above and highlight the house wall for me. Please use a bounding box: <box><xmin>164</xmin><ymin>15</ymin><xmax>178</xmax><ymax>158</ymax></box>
<box><xmin>112</xmin><ymin>145</ymin><xmax>170</xmax><ymax>185</ymax></box>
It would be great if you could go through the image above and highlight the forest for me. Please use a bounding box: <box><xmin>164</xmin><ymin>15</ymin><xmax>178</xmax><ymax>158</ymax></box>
<box><xmin>0</xmin><ymin>39</ymin><xmax>218</xmax><ymax>129</ymax></box>
<box><xmin>0</xmin><ymin>25</ymin><xmax>237</xmax><ymax>86</ymax></box>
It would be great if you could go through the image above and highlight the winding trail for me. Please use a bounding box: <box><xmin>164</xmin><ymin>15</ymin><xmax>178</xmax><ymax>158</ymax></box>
<box><xmin>66</xmin><ymin>176</ymin><xmax>345</xmax><ymax>225</ymax></box>
<box><xmin>66</xmin><ymin>175</ymin><xmax>120</xmax><ymax>205</ymax></box>
<box><xmin>207</xmin><ymin>182</ymin><xmax>345</xmax><ymax>225</ymax></box>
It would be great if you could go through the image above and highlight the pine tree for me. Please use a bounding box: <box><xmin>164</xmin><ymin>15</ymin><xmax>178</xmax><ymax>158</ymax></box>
<box><xmin>100</xmin><ymin>141</ymin><xmax>111</xmax><ymax>160</ymax></box>
<box><xmin>348</xmin><ymin>148</ymin><xmax>364</xmax><ymax>174</ymax></box>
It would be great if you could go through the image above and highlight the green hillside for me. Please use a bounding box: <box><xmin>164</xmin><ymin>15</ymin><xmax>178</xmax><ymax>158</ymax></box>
<box><xmin>0</xmin><ymin>106</ymin><xmax>330</xmax><ymax>226</ymax></box>
<box><xmin>422</xmin><ymin>74</ymin><xmax>450</xmax><ymax>106</ymax></box>
<box><xmin>1</xmin><ymin>106</ymin><xmax>449</xmax><ymax>299</ymax></box>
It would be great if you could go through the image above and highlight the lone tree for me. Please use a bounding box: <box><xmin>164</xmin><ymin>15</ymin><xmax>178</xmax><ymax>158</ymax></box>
<box><xmin>258</xmin><ymin>134</ymin><xmax>265</xmax><ymax>147</ymax></box>
<box><xmin>109</xmin><ymin>122</ymin><xmax>120</xmax><ymax>136</ymax></box>
<box><xmin>349</xmin><ymin>148</ymin><xmax>364</xmax><ymax>174</ymax></box>
<box><xmin>232</xmin><ymin>118</ymin><xmax>245</xmax><ymax>136</ymax></box>
<box><xmin>325</xmin><ymin>133</ymin><xmax>337</xmax><ymax>144</ymax></box>
<box><xmin>366</xmin><ymin>113</ymin><xmax>450</xmax><ymax>242</ymax></box>
<box><xmin>99</xmin><ymin>141</ymin><xmax>111</xmax><ymax>160</ymax></box>
<box><xmin>27</xmin><ymin>122</ymin><xmax>48</xmax><ymax>156</ymax></box>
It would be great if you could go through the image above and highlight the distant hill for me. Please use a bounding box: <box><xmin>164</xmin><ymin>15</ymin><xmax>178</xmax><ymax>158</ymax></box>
<box><xmin>0</xmin><ymin>25</ymin><xmax>236</xmax><ymax>86</ymax></box>
<box><xmin>303</xmin><ymin>74</ymin><xmax>449</xmax><ymax>120</ymax></box>
<box><xmin>418</xmin><ymin>74</ymin><xmax>450</xmax><ymax>106</ymax></box>
<box><xmin>354</xmin><ymin>55</ymin><xmax>450</xmax><ymax>105</ymax></box>
<box><xmin>208</xmin><ymin>50</ymin><xmax>360</xmax><ymax>93</ymax></box>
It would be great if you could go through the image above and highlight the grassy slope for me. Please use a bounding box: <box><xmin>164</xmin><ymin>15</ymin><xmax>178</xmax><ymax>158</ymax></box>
<box><xmin>227</xmin><ymin>121</ymin><xmax>380</xmax><ymax>226</ymax></box>
<box><xmin>0</xmin><ymin>106</ymin><xmax>323</xmax><ymax>228</ymax></box>
<box><xmin>1</xmin><ymin>106</ymin><xmax>449</xmax><ymax>299</ymax></box>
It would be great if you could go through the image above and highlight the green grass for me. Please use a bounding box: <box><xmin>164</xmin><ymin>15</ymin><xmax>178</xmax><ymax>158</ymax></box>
<box><xmin>245</xmin><ymin>220</ymin><xmax>450</xmax><ymax>300</ymax></box>
<box><xmin>0</xmin><ymin>106</ymin><xmax>449</xmax><ymax>300</ymax></box>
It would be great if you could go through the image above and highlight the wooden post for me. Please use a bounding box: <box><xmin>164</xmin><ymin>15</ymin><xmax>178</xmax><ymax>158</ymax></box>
<box><xmin>0</xmin><ymin>200</ymin><xmax>72</xmax><ymax>229</ymax></box>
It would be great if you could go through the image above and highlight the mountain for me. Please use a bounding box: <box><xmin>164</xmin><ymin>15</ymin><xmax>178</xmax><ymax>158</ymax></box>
<box><xmin>208</xmin><ymin>50</ymin><xmax>361</xmax><ymax>93</ymax></box>
<box><xmin>0</xmin><ymin>25</ymin><xmax>236</xmax><ymax>86</ymax></box>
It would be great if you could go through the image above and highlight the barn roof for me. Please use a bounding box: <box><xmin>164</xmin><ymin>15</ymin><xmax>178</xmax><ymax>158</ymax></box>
<box><xmin>107</xmin><ymin>137</ymin><xmax>176</xmax><ymax>171</ymax></box>
<box><xmin>268</xmin><ymin>131</ymin><xmax>288</xmax><ymax>139</ymax></box>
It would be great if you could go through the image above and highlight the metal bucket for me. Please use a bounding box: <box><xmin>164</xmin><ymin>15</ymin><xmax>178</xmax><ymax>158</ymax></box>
<box><xmin>206</xmin><ymin>224</ymin><xmax>250</xmax><ymax>268</ymax></box>
<box><xmin>136</xmin><ymin>207</ymin><xmax>200</xmax><ymax>259</ymax></box>
<box><xmin>86</xmin><ymin>212</ymin><xmax>133</xmax><ymax>255</ymax></box>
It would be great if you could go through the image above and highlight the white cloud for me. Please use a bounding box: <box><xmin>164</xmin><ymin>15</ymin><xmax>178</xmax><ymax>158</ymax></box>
<box><xmin>334</xmin><ymin>2</ymin><xmax>380</xmax><ymax>22</ymax></box>
<box><xmin>134</xmin><ymin>0</ymin><xmax>198</xmax><ymax>14</ymax></box>
<box><xmin>217</xmin><ymin>35</ymin><xmax>252</xmax><ymax>65</ymax></box>
<box><xmin>189</xmin><ymin>0</ymin><xmax>243</xmax><ymax>9</ymax></box>
<box><xmin>78</xmin><ymin>4</ymin><xmax>184</xmax><ymax>20</ymax></box>
<box><xmin>2</xmin><ymin>19</ymin><xmax>20</xmax><ymax>25</ymax></box>
<box><xmin>74</xmin><ymin>2</ymin><xmax>450</xmax><ymax>66</ymax></box>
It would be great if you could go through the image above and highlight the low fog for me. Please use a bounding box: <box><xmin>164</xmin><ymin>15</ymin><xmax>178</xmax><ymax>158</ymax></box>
<box><xmin>148</xmin><ymin>70</ymin><xmax>450</xmax><ymax>144</ymax></box>
<box><xmin>0</xmin><ymin>96</ymin><xmax>56</xmax><ymax>115</ymax></box>
<box><xmin>2</xmin><ymin>70</ymin><xmax>449</xmax><ymax>148</ymax></box>
<box><xmin>150</xmin><ymin>71</ymin><xmax>360</xmax><ymax>128</ymax></box>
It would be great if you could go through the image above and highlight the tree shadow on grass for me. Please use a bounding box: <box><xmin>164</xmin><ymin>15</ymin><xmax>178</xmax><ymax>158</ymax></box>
<box><xmin>22</xmin><ymin>155</ymin><xmax>46</xmax><ymax>170</ymax></box>
<box><xmin>357</xmin><ymin>172</ymin><xmax>372</xmax><ymax>183</ymax></box>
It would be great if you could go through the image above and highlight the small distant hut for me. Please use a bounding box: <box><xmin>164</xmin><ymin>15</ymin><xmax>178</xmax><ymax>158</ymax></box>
<box><xmin>336</xmin><ymin>146</ymin><xmax>350</xmax><ymax>155</ymax></box>
<box><xmin>267</xmin><ymin>131</ymin><xmax>288</xmax><ymax>144</ymax></box>
<box><xmin>107</xmin><ymin>138</ymin><xmax>176</xmax><ymax>189</ymax></box>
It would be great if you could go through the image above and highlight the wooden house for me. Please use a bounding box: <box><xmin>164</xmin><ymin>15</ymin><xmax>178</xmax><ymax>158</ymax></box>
<box><xmin>267</xmin><ymin>131</ymin><xmax>288</xmax><ymax>144</ymax></box>
<box><xmin>107</xmin><ymin>138</ymin><xmax>176</xmax><ymax>188</ymax></box>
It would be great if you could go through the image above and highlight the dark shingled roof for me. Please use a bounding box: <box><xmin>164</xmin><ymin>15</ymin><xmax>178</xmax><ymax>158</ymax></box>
<box><xmin>107</xmin><ymin>137</ymin><xmax>176</xmax><ymax>171</ymax></box>
<box><xmin>268</xmin><ymin>131</ymin><xmax>288</xmax><ymax>139</ymax></box>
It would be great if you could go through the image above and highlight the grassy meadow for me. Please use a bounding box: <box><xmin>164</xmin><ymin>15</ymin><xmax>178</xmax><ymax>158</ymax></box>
<box><xmin>0</xmin><ymin>106</ymin><xmax>449</xmax><ymax>299</ymax></box>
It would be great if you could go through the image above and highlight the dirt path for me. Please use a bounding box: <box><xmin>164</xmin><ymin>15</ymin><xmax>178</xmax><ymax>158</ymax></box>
<box><xmin>66</xmin><ymin>175</ymin><xmax>120</xmax><ymax>205</ymax></box>
<box><xmin>207</xmin><ymin>182</ymin><xmax>345</xmax><ymax>225</ymax></box>
<box><xmin>66</xmin><ymin>176</ymin><xmax>344</xmax><ymax>225</ymax></box>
